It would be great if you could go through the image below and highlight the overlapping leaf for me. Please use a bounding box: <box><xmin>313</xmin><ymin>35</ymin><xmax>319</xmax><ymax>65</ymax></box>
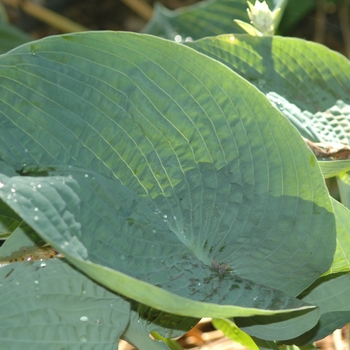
<box><xmin>323</xmin><ymin>199</ymin><xmax>350</xmax><ymax>276</ymax></box>
<box><xmin>0</xmin><ymin>201</ymin><xmax>21</xmax><ymax>239</ymax></box>
<box><xmin>0</xmin><ymin>221</ymin><xmax>46</xmax><ymax>261</ymax></box>
<box><xmin>0</xmin><ymin>16</ymin><xmax>32</xmax><ymax>54</ymax></box>
<box><xmin>337</xmin><ymin>172</ymin><xmax>350</xmax><ymax>212</ymax></box>
<box><xmin>277</xmin><ymin>0</ymin><xmax>316</xmax><ymax>35</ymax></box>
<box><xmin>212</xmin><ymin>318</ymin><xmax>259</xmax><ymax>349</ymax></box>
<box><xmin>319</xmin><ymin>160</ymin><xmax>350</xmax><ymax>179</ymax></box>
<box><xmin>285</xmin><ymin>274</ymin><xmax>350</xmax><ymax>345</ymax></box>
<box><xmin>0</xmin><ymin>259</ymin><xmax>131</xmax><ymax>350</ymax></box>
<box><xmin>185</xmin><ymin>35</ymin><xmax>350</xmax><ymax>144</ymax></box>
<box><xmin>0</xmin><ymin>32</ymin><xmax>337</xmax><ymax>339</ymax></box>
<box><xmin>143</xmin><ymin>0</ymin><xmax>250</xmax><ymax>40</ymax></box>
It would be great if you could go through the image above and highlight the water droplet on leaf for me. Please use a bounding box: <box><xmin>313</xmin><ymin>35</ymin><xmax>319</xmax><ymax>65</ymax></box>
<box><xmin>80</xmin><ymin>336</ymin><xmax>87</xmax><ymax>342</ymax></box>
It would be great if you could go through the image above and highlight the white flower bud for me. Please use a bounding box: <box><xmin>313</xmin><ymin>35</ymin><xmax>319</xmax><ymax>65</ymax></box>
<box><xmin>247</xmin><ymin>1</ymin><xmax>280</xmax><ymax>35</ymax></box>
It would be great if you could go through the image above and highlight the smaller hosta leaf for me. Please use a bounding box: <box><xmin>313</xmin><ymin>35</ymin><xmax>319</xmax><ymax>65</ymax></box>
<box><xmin>0</xmin><ymin>2</ymin><xmax>8</xmax><ymax>21</ymax></box>
<box><xmin>186</xmin><ymin>35</ymin><xmax>350</xmax><ymax>145</ymax></box>
<box><xmin>142</xmin><ymin>0</ymin><xmax>249</xmax><ymax>40</ymax></box>
<box><xmin>319</xmin><ymin>160</ymin><xmax>350</xmax><ymax>179</ymax></box>
<box><xmin>0</xmin><ymin>18</ymin><xmax>32</xmax><ymax>54</ymax></box>
<box><xmin>266</xmin><ymin>92</ymin><xmax>331</xmax><ymax>143</ymax></box>
<box><xmin>212</xmin><ymin>318</ymin><xmax>258</xmax><ymax>349</ymax></box>
<box><xmin>251</xmin><ymin>337</ymin><xmax>280</xmax><ymax>350</ymax></box>
<box><xmin>235</xmin><ymin>308</ymin><xmax>320</xmax><ymax>341</ymax></box>
<box><xmin>278</xmin><ymin>0</ymin><xmax>316</xmax><ymax>35</ymax></box>
<box><xmin>0</xmin><ymin>160</ymin><xmax>22</xmax><ymax>238</ymax></box>
<box><xmin>122</xmin><ymin>306</ymin><xmax>190</xmax><ymax>349</ymax></box>
<box><xmin>291</xmin><ymin>311</ymin><xmax>350</xmax><ymax>346</ymax></box>
<box><xmin>134</xmin><ymin>303</ymin><xmax>199</xmax><ymax>339</ymax></box>
<box><xmin>292</xmin><ymin>100</ymin><xmax>350</xmax><ymax>146</ymax></box>
<box><xmin>0</xmin><ymin>259</ymin><xmax>130</xmax><ymax>350</ymax></box>
<box><xmin>337</xmin><ymin>172</ymin><xmax>350</xmax><ymax>209</ymax></box>
<box><xmin>151</xmin><ymin>331</ymin><xmax>185</xmax><ymax>350</ymax></box>
<box><xmin>285</xmin><ymin>274</ymin><xmax>350</xmax><ymax>345</ymax></box>
<box><xmin>0</xmin><ymin>200</ymin><xmax>22</xmax><ymax>239</ymax></box>
<box><xmin>0</xmin><ymin>221</ymin><xmax>48</xmax><ymax>263</ymax></box>
<box><xmin>322</xmin><ymin>199</ymin><xmax>350</xmax><ymax>276</ymax></box>
<box><xmin>187</xmin><ymin>35</ymin><xmax>350</xmax><ymax>112</ymax></box>
<box><xmin>142</xmin><ymin>0</ymin><xmax>281</xmax><ymax>41</ymax></box>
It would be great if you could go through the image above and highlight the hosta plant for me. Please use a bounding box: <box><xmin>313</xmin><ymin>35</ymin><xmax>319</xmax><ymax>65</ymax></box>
<box><xmin>0</xmin><ymin>1</ymin><xmax>350</xmax><ymax>349</ymax></box>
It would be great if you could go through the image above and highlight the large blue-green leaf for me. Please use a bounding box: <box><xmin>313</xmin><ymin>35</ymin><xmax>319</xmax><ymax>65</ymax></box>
<box><xmin>0</xmin><ymin>32</ymin><xmax>336</xmax><ymax>339</ymax></box>
<box><xmin>0</xmin><ymin>259</ymin><xmax>131</xmax><ymax>350</ymax></box>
